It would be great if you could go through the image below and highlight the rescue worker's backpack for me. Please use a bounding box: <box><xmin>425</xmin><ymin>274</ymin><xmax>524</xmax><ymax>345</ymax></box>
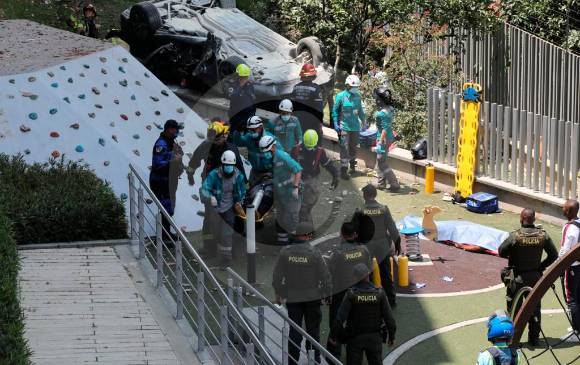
<box><xmin>485</xmin><ymin>346</ymin><xmax>518</xmax><ymax>365</ymax></box>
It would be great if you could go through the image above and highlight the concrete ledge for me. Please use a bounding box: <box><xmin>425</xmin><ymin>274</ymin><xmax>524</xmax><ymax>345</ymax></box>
<box><xmin>17</xmin><ymin>238</ymin><xmax>131</xmax><ymax>250</ymax></box>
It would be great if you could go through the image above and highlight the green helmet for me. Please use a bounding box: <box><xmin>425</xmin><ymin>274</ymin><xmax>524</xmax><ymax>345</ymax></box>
<box><xmin>303</xmin><ymin>129</ymin><xmax>319</xmax><ymax>149</ymax></box>
<box><xmin>236</xmin><ymin>64</ymin><xmax>251</xmax><ymax>77</ymax></box>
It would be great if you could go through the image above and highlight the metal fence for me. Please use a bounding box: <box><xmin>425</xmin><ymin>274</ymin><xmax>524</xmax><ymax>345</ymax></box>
<box><xmin>127</xmin><ymin>164</ymin><xmax>338</xmax><ymax>365</ymax></box>
<box><xmin>427</xmin><ymin>22</ymin><xmax>580</xmax><ymax>125</ymax></box>
<box><xmin>427</xmin><ymin>88</ymin><xmax>580</xmax><ymax>200</ymax></box>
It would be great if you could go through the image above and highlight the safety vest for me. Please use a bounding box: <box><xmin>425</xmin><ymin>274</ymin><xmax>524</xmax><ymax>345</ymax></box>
<box><xmin>332</xmin><ymin>244</ymin><xmax>371</xmax><ymax>292</ymax></box>
<box><xmin>281</xmin><ymin>244</ymin><xmax>321</xmax><ymax>301</ymax></box>
<box><xmin>346</xmin><ymin>286</ymin><xmax>383</xmax><ymax>335</ymax></box>
<box><xmin>511</xmin><ymin>228</ymin><xmax>546</xmax><ymax>273</ymax></box>
<box><xmin>358</xmin><ymin>201</ymin><xmax>392</xmax><ymax>261</ymax></box>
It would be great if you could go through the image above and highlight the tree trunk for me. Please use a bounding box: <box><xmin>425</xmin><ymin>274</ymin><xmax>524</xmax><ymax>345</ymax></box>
<box><xmin>334</xmin><ymin>39</ymin><xmax>341</xmax><ymax>76</ymax></box>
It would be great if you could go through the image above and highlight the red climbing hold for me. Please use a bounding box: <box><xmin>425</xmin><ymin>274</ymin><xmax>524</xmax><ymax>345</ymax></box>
<box><xmin>51</xmin><ymin>150</ymin><xmax>60</xmax><ymax>158</ymax></box>
<box><xmin>50</xmin><ymin>131</ymin><xmax>60</xmax><ymax>138</ymax></box>
<box><xmin>120</xmin><ymin>114</ymin><xmax>129</xmax><ymax>121</ymax></box>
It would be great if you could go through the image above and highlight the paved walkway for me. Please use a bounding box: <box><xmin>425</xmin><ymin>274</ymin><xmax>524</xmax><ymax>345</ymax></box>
<box><xmin>19</xmin><ymin>246</ymin><xmax>183</xmax><ymax>365</ymax></box>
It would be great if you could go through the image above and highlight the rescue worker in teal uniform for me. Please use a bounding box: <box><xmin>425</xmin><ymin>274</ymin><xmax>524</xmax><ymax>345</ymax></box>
<box><xmin>373</xmin><ymin>86</ymin><xmax>400</xmax><ymax>191</ymax></box>
<box><xmin>267</xmin><ymin>99</ymin><xmax>303</xmax><ymax>153</ymax></box>
<box><xmin>477</xmin><ymin>310</ymin><xmax>522</xmax><ymax>365</ymax></box>
<box><xmin>332</xmin><ymin>74</ymin><xmax>366</xmax><ymax>179</ymax></box>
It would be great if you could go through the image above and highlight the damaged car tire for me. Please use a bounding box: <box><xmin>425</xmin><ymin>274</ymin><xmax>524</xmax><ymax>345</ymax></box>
<box><xmin>296</xmin><ymin>36</ymin><xmax>325</xmax><ymax>66</ymax></box>
<box><xmin>129</xmin><ymin>2</ymin><xmax>162</xmax><ymax>49</ymax></box>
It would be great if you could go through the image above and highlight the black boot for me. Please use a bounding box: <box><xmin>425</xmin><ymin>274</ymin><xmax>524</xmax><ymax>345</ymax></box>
<box><xmin>340</xmin><ymin>167</ymin><xmax>350</xmax><ymax>180</ymax></box>
<box><xmin>349</xmin><ymin>160</ymin><xmax>357</xmax><ymax>174</ymax></box>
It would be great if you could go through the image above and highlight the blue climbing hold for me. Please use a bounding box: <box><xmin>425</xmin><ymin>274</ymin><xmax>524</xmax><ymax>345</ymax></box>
<box><xmin>103</xmin><ymin>83</ymin><xmax>108</xmax><ymax>88</ymax></box>
<box><xmin>120</xmin><ymin>193</ymin><xmax>128</xmax><ymax>200</ymax></box>
<box><xmin>75</xmin><ymin>145</ymin><xmax>84</xmax><ymax>153</ymax></box>
<box><xmin>78</xmin><ymin>94</ymin><xmax>86</xmax><ymax>100</ymax></box>
<box><xmin>83</xmin><ymin>64</ymin><xmax>90</xmax><ymax>69</ymax></box>
<box><xmin>28</xmin><ymin>113</ymin><xmax>38</xmax><ymax>120</ymax></box>
<box><xmin>9</xmin><ymin>79</ymin><xmax>15</xmax><ymax>84</ymax></box>
<box><xmin>63</xmin><ymin>97</ymin><xmax>71</xmax><ymax>104</ymax></box>
<box><xmin>144</xmin><ymin>72</ymin><xmax>150</xmax><ymax>78</ymax></box>
<box><xmin>68</xmin><ymin>78</ymin><xmax>73</xmax><ymax>83</ymax></box>
<box><xmin>98</xmin><ymin>138</ymin><xmax>106</xmax><ymax>147</ymax></box>
<box><xmin>131</xmin><ymin>95</ymin><xmax>136</xmax><ymax>101</ymax></box>
<box><xmin>51</xmin><ymin>82</ymin><xmax>58</xmax><ymax>88</ymax></box>
<box><xmin>49</xmin><ymin>108</ymin><xmax>57</xmax><ymax>115</ymax></box>
<box><xmin>60</xmin><ymin>65</ymin><xmax>66</xmax><ymax>70</ymax></box>
<box><xmin>118</xmin><ymin>66</ymin><xmax>126</xmax><ymax>73</ymax></box>
<box><xmin>132</xmin><ymin>134</ymin><xmax>140</xmax><ymax>139</ymax></box>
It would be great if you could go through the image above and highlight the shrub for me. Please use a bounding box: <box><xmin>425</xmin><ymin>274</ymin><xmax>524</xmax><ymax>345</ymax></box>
<box><xmin>0</xmin><ymin>213</ymin><xmax>31</xmax><ymax>364</ymax></box>
<box><xmin>0</xmin><ymin>154</ymin><xmax>127</xmax><ymax>244</ymax></box>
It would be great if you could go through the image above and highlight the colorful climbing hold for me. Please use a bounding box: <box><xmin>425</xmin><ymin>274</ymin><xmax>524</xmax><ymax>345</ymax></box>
<box><xmin>51</xmin><ymin>150</ymin><xmax>60</xmax><ymax>158</ymax></box>
<box><xmin>63</xmin><ymin>97</ymin><xmax>71</xmax><ymax>104</ymax></box>
<box><xmin>155</xmin><ymin>111</ymin><xmax>161</xmax><ymax>116</ymax></box>
<box><xmin>78</xmin><ymin>94</ymin><xmax>86</xmax><ymax>99</ymax></box>
<box><xmin>47</xmin><ymin>71</ymin><xmax>54</xmax><ymax>77</ymax></box>
<box><xmin>120</xmin><ymin>193</ymin><xmax>128</xmax><ymax>200</ymax></box>
<box><xmin>75</xmin><ymin>145</ymin><xmax>84</xmax><ymax>153</ymax></box>
<box><xmin>28</xmin><ymin>113</ymin><xmax>38</xmax><ymax>120</ymax></box>
<box><xmin>88</xmin><ymin>113</ymin><xmax>96</xmax><ymax>118</ymax></box>
<box><xmin>144</xmin><ymin>72</ymin><xmax>150</xmax><ymax>78</ymax></box>
<box><xmin>51</xmin><ymin>82</ymin><xmax>59</xmax><ymax>88</ymax></box>
<box><xmin>112</xmin><ymin>135</ymin><xmax>118</xmax><ymax>142</ymax></box>
<box><xmin>119</xmin><ymin>79</ymin><xmax>128</xmax><ymax>87</ymax></box>
<box><xmin>8</xmin><ymin>79</ymin><xmax>15</xmax><ymax>84</ymax></box>
<box><xmin>130</xmin><ymin>95</ymin><xmax>136</xmax><ymax>100</ymax></box>
<box><xmin>120</xmin><ymin>114</ymin><xmax>128</xmax><ymax>121</ymax></box>
<box><xmin>177</xmin><ymin>108</ymin><xmax>185</xmax><ymax>114</ymax></box>
<box><xmin>118</xmin><ymin>66</ymin><xmax>126</xmax><ymax>73</ymax></box>
<box><xmin>179</xmin><ymin>141</ymin><xmax>186</xmax><ymax>147</ymax></box>
<box><xmin>20</xmin><ymin>125</ymin><xmax>31</xmax><ymax>133</ymax></box>
<box><xmin>7</xmin><ymin>95</ymin><xmax>14</xmax><ymax>99</ymax></box>
<box><xmin>103</xmin><ymin>161</ymin><xmax>110</xmax><ymax>166</ymax></box>
<box><xmin>60</xmin><ymin>66</ymin><xmax>66</xmax><ymax>70</ymax></box>
<box><xmin>122</xmin><ymin>58</ymin><xmax>128</xmax><ymax>63</ymax></box>
<box><xmin>114</xmin><ymin>99</ymin><xmax>119</xmax><ymax>104</ymax></box>
<box><xmin>83</xmin><ymin>64</ymin><xmax>90</xmax><ymax>69</ymax></box>
<box><xmin>195</xmin><ymin>131</ymin><xmax>205</xmax><ymax>139</ymax></box>
<box><xmin>197</xmin><ymin>211</ymin><xmax>205</xmax><ymax>217</ymax></box>
<box><xmin>92</xmin><ymin>87</ymin><xmax>100</xmax><ymax>95</ymax></box>
<box><xmin>95</xmin><ymin>104</ymin><xmax>103</xmax><ymax>109</ymax></box>
<box><xmin>99</xmin><ymin>57</ymin><xmax>107</xmax><ymax>63</ymax></box>
<box><xmin>49</xmin><ymin>108</ymin><xmax>57</xmax><ymax>115</ymax></box>
<box><xmin>133</xmin><ymin>149</ymin><xmax>140</xmax><ymax>156</ymax></box>
<box><xmin>24</xmin><ymin>149</ymin><xmax>31</xmax><ymax>155</ymax></box>
<box><xmin>132</xmin><ymin>134</ymin><xmax>140</xmax><ymax>139</ymax></box>
<box><xmin>109</xmin><ymin>122</ymin><xmax>115</xmax><ymax>127</ymax></box>
<box><xmin>154</xmin><ymin>123</ymin><xmax>163</xmax><ymax>130</ymax></box>
<box><xmin>135</xmin><ymin>111</ymin><xmax>141</xmax><ymax>116</ymax></box>
<box><xmin>101</xmin><ymin>68</ymin><xmax>107</xmax><ymax>75</ymax></box>
<box><xmin>103</xmin><ymin>83</ymin><xmax>108</xmax><ymax>88</ymax></box>
<box><xmin>79</xmin><ymin>73</ymin><xmax>86</xmax><ymax>77</ymax></box>
<box><xmin>150</xmin><ymin>96</ymin><xmax>159</xmax><ymax>102</ymax></box>
<box><xmin>50</xmin><ymin>131</ymin><xmax>60</xmax><ymax>138</ymax></box>
<box><xmin>68</xmin><ymin>78</ymin><xmax>73</xmax><ymax>83</ymax></box>
<box><xmin>135</xmin><ymin>81</ymin><xmax>142</xmax><ymax>86</ymax></box>
<box><xmin>146</xmin><ymin>125</ymin><xmax>152</xmax><ymax>131</ymax></box>
<box><xmin>69</xmin><ymin>123</ymin><xmax>80</xmax><ymax>129</ymax></box>
<box><xmin>161</xmin><ymin>90</ymin><xmax>169</xmax><ymax>96</ymax></box>
<box><xmin>28</xmin><ymin>76</ymin><xmax>36</xmax><ymax>82</ymax></box>
<box><xmin>98</xmin><ymin>138</ymin><xmax>105</xmax><ymax>146</ymax></box>
<box><xmin>191</xmin><ymin>194</ymin><xmax>199</xmax><ymax>201</ymax></box>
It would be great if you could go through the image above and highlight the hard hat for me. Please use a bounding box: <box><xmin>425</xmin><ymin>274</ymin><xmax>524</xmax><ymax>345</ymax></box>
<box><xmin>487</xmin><ymin>310</ymin><xmax>514</xmax><ymax>341</ymax></box>
<box><xmin>303</xmin><ymin>129</ymin><xmax>319</xmax><ymax>149</ymax></box>
<box><xmin>221</xmin><ymin>150</ymin><xmax>236</xmax><ymax>165</ymax></box>
<box><xmin>259</xmin><ymin>135</ymin><xmax>276</xmax><ymax>152</ymax></box>
<box><xmin>208</xmin><ymin>121</ymin><xmax>229</xmax><ymax>136</ymax></box>
<box><xmin>345</xmin><ymin>74</ymin><xmax>361</xmax><ymax>87</ymax></box>
<box><xmin>300</xmin><ymin>63</ymin><xmax>317</xmax><ymax>78</ymax></box>
<box><xmin>236</xmin><ymin>64</ymin><xmax>251</xmax><ymax>77</ymax></box>
<box><xmin>279</xmin><ymin>99</ymin><xmax>293</xmax><ymax>112</ymax></box>
<box><xmin>373</xmin><ymin>85</ymin><xmax>392</xmax><ymax>105</ymax></box>
<box><xmin>247</xmin><ymin>116</ymin><xmax>263</xmax><ymax>129</ymax></box>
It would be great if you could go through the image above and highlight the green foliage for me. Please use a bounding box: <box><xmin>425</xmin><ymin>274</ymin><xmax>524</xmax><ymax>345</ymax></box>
<box><xmin>0</xmin><ymin>154</ymin><xmax>127</xmax><ymax>244</ymax></box>
<box><xmin>0</xmin><ymin>214</ymin><xmax>31</xmax><ymax>364</ymax></box>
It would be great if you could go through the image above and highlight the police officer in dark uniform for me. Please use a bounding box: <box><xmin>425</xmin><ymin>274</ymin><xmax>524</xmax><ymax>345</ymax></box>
<box><xmin>329</xmin><ymin>263</ymin><xmax>396</xmax><ymax>365</ymax></box>
<box><xmin>227</xmin><ymin>64</ymin><xmax>256</xmax><ymax>133</ymax></box>
<box><xmin>149</xmin><ymin>119</ymin><xmax>184</xmax><ymax>241</ymax></box>
<box><xmin>272</xmin><ymin>222</ymin><xmax>332</xmax><ymax>365</ymax></box>
<box><xmin>353</xmin><ymin>183</ymin><xmax>401</xmax><ymax>307</ymax></box>
<box><xmin>498</xmin><ymin>208</ymin><xmax>558</xmax><ymax>346</ymax></box>
<box><xmin>292</xmin><ymin>63</ymin><xmax>325</xmax><ymax>135</ymax></box>
<box><xmin>326</xmin><ymin>221</ymin><xmax>372</xmax><ymax>358</ymax></box>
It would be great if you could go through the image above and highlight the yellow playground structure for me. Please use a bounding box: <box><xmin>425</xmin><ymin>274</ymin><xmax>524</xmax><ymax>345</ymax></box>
<box><xmin>454</xmin><ymin>83</ymin><xmax>482</xmax><ymax>199</ymax></box>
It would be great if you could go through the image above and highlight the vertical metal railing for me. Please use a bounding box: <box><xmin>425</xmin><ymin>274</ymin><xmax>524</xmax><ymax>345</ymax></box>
<box><xmin>427</xmin><ymin>87</ymin><xmax>580</xmax><ymax>200</ymax></box>
<box><xmin>127</xmin><ymin>164</ymin><xmax>277</xmax><ymax>365</ymax></box>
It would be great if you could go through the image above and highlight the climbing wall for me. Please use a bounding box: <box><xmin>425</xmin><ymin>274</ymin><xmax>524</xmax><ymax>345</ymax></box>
<box><xmin>0</xmin><ymin>46</ymin><xmax>210</xmax><ymax>232</ymax></box>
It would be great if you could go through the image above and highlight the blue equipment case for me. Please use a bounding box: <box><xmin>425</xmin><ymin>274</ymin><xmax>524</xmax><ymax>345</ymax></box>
<box><xmin>466</xmin><ymin>192</ymin><xmax>499</xmax><ymax>214</ymax></box>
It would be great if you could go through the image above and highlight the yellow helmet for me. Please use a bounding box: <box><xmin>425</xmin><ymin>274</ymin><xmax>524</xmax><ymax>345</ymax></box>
<box><xmin>236</xmin><ymin>64</ymin><xmax>251</xmax><ymax>77</ymax></box>
<box><xmin>303</xmin><ymin>129</ymin><xmax>319</xmax><ymax>149</ymax></box>
<box><xmin>207</xmin><ymin>121</ymin><xmax>229</xmax><ymax>136</ymax></box>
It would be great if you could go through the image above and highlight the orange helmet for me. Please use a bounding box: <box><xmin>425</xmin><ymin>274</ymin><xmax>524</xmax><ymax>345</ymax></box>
<box><xmin>300</xmin><ymin>63</ymin><xmax>317</xmax><ymax>78</ymax></box>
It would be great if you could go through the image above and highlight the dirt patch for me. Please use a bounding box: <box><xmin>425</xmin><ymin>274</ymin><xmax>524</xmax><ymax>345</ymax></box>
<box><xmin>0</xmin><ymin>19</ymin><xmax>112</xmax><ymax>76</ymax></box>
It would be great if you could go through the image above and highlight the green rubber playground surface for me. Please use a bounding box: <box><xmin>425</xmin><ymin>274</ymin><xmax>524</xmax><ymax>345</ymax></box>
<box><xmin>188</xmin><ymin>171</ymin><xmax>578</xmax><ymax>364</ymax></box>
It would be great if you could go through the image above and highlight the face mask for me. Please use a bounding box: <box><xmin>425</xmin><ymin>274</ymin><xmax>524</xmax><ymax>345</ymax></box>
<box><xmin>349</xmin><ymin>87</ymin><xmax>359</xmax><ymax>94</ymax></box>
<box><xmin>250</xmin><ymin>131</ymin><xmax>260</xmax><ymax>139</ymax></box>
<box><xmin>280</xmin><ymin>115</ymin><xmax>291</xmax><ymax>122</ymax></box>
<box><xmin>263</xmin><ymin>151</ymin><xmax>273</xmax><ymax>160</ymax></box>
<box><xmin>223</xmin><ymin>165</ymin><xmax>234</xmax><ymax>175</ymax></box>
<box><xmin>305</xmin><ymin>146</ymin><xmax>316</xmax><ymax>152</ymax></box>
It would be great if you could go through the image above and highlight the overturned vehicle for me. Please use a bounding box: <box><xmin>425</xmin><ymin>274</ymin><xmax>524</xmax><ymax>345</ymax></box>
<box><xmin>119</xmin><ymin>0</ymin><xmax>335</xmax><ymax>104</ymax></box>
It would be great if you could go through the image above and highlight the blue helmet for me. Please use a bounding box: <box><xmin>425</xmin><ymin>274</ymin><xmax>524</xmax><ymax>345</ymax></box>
<box><xmin>487</xmin><ymin>310</ymin><xmax>514</xmax><ymax>342</ymax></box>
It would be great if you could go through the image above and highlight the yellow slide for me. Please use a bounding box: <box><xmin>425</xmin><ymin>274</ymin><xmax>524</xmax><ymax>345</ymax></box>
<box><xmin>454</xmin><ymin>83</ymin><xmax>482</xmax><ymax>199</ymax></box>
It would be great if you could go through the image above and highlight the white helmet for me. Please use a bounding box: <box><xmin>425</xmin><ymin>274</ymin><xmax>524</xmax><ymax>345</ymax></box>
<box><xmin>279</xmin><ymin>99</ymin><xmax>293</xmax><ymax>112</ymax></box>
<box><xmin>345</xmin><ymin>74</ymin><xmax>361</xmax><ymax>87</ymax></box>
<box><xmin>221</xmin><ymin>150</ymin><xmax>236</xmax><ymax>165</ymax></box>
<box><xmin>247</xmin><ymin>116</ymin><xmax>263</xmax><ymax>129</ymax></box>
<box><xmin>259</xmin><ymin>135</ymin><xmax>276</xmax><ymax>152</ymax></box>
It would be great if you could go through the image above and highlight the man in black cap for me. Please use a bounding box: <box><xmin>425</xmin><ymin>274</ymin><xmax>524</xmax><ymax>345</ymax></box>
<box><xmin>326</xmin><ymin>221</ymin><xmax>372</xmax><ymax>358</ymax></box>
<box><xmin>352</xmin><ymin>183</ymin><xmax>400</xmax><ymax>307</ymax></box>
<box><xmin>329</xmin><ymin>262</ymin><xmax>396</xmax><ymax>365</ymax></box>
<box><xmin>150</xmin><ymin>119</ymin><xmax>184</xmax><ymax>241</ymax></box>
<box><xmin>272</xmin><ymin>221</ymin><xmax>332</xmax><ymax>365</ymax></box>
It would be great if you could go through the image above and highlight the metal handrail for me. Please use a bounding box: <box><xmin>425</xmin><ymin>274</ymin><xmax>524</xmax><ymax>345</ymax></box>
<box><xmin>128</xmin><ymin>164</ymin><xmax>276</xmax><ymax>365</ymax></box>
<box><xmin>227</xmin><ymin>268</ymin><xmax>343</xmax><ymax>365</ymax></box>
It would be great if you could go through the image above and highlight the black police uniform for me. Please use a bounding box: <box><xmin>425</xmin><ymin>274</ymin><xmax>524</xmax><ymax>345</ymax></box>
<box><xmin>327</xmin><ymin>241</ymin><xmax>372</xmax><ymax>358</ymax></box>
<box><xmin>331</xmin><ymin>281</ymin><xmax>396</xmax><ymax>365</ymax></box>
<box><xmin>353</xmin><ymin>199</ymin><xmax>401</xmax><ymax>305</ymax></box>
<box><xmin>498</xmin><ymin>225</ymin><xmax>558</xmax><ymax>343</ymax></box>
<box><xmin>272</xmin><ymin>242</ymin><xmax>331</xmax><ymax>365</ymax></box>
<box><xmin>292</xmin><ymin>80</ymin><xmax>325</xmax><ymax>134</ymax></box>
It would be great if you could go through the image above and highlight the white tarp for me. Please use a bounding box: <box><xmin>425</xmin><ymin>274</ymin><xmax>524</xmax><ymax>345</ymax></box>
<box><xmin>0</xmin><ymin>46</ymin><xmax>209</xmax><ymax>232</ymax></box>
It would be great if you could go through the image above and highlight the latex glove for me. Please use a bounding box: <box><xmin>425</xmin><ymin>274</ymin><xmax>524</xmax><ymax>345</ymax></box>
<box><xmin>292</xmin><ymin>187</ymin><xmax>300</xmax><ymax>200</ymax></box>
<box><xmin>234</xmin><ymin>203</ymin><xmax>246</xmax><ymax>219</ymax></box>
<box><xmin>210</xmin><ymin>196</ymin><xmax>218</xmax><ymax>207</ymax></box>
<box><xmin>375</xmin><ymin>143</ymin><xmax>386</xmax><ymax>155</ymax></box>
<box><xmin>330</xmin><ymin>178</ymin><xmax>339</xmax><ymax>190</ymax></box>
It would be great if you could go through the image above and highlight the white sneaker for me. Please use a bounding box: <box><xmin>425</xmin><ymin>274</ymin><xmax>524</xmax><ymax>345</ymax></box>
<box><xmin>560</xmin><ymin>330</ymin><xmax>580</xmax><ymax>342</ymax></box>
